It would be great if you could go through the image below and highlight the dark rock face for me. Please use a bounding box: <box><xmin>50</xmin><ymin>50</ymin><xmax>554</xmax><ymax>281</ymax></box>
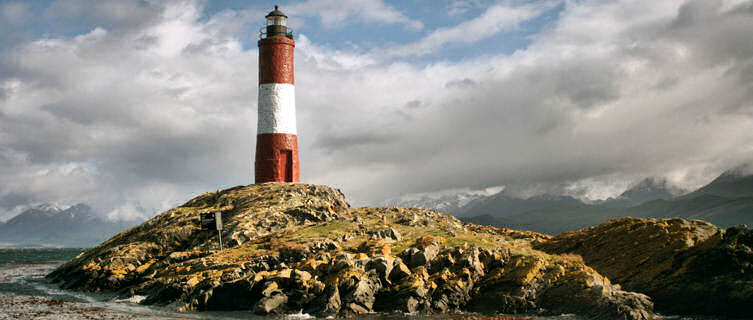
<box><xmin>647</xmin><ymin>225</ymin><xmax>753</xmax><ymax>316</ymax></box>
<box><xmin>537</xmin><ymin>217</ymin><xmax>753</xmax><ymax>317</ymax></box>
<box><xmin>537</xmin><ymin>275</ymin><xmax>653</xmax><ymax>320</ymax></box>
<box><xmin>47</xmin><ymin>184</ymin><xmax>654</xmax><ymax>319</ymax></box>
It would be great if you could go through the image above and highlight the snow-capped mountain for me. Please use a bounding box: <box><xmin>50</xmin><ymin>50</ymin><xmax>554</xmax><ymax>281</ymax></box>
<box><xmin>600</xmin><ymin>177</ymin><xmax>687</xmax><ymax>208</ymax></box>
<box><xmin>0</xmin><ymin>203</ymin><xmax>142</xmax><ymax>247</ymax></box>
<box><xmin>383</xmin><ymin>186</ymin><xmax>504</xmax><ymax>215</ymax></box>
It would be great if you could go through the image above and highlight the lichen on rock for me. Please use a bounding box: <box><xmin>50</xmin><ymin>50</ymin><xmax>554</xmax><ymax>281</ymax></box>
<box><xmin>537</xmin><ymin>217</ymin><xmax>753</xmax><ymax>317</ymax></box>
<box><xmin>47</xmin><ymin>184</ymin><xmax>653</xmax><ymax>319</ymax></box>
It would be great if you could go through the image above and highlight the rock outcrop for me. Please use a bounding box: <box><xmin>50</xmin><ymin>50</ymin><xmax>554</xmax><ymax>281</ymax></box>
<box><xmin>48</xmin><ymin>184</ymin><xmax>652</xmax><ymax>319</ymax></box>
<box><xmin>537</xmin><ymin>217</ymin><xmax>753</xmax><ymax>317</ymax></box>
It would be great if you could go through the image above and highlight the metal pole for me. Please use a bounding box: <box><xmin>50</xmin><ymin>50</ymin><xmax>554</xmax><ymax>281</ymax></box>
<box><xmin>215</xmin><ymin>211</ymin><xmax>224</xmax><ymax>251</ymax></box>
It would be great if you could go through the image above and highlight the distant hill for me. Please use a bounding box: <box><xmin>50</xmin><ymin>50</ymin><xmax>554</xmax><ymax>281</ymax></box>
<box><xmin>459</xmin><ymin>214</ymin><xmax>520</xmax><ymax>229</ymax></box>
<box><xmin>614</xmin><ymin>169</ymin><xmax>753</xmax><ymax>228</ymax></box>
<box><xmin>681</xmin><ymin>167</ymin><xmax>753</xmax><ymax>199</ymax></box>
<box><xmin>0</xmin><ymin>203</ymin><xmax>141</xmax><ymax>247</ymax></box>
<box><xmin>495</xmin><ymin>205</ymin><xmax>625</xmax><ymax>235</ymax></box>
<box><xmin>382</xmin><ymin>187</ymin><xmax>502</xmax><ymax>215</ymax></box>
<box><xmin>456</xmin><ymin>168</ymin><xmax>753</xmax><ymax>235</ymax></box>
<box><xmin>599</xmin><ymin>177</ymin><xmax>686</xmax><ymax>208</ymax></box>
<box><xmin>456</xmin><ymin>192</ymin><xmax>583</xmax><ymax>218</ymax></box>
<box><xmin>622</xmin><ymin>194</ymin><xmax>753</xmax><ymax>227</ymax></box>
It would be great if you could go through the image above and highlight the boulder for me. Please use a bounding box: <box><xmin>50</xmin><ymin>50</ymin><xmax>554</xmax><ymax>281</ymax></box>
<box><xmin>366</xmin><ymin>256</ymin><xmax>394</xmax><ymax>285</ymax></box>
<box><xmin>371</xmin><ymin>227</ymin><xmax>402</xmax><ymax>241</ymax></box>
<box><xmin>389</xmin><ymin>259</ymin><xmax>412</xmax><ymax>282</ymax></box>
<box><xmin>401</xmin><ymin>244</ymin><xmax>439</xmax><ymax>269</ymax></box>
<box><xmin>339</xmin><ymin>270</ymin><xmax>381</xmax><ymax>314</ymax></box>
<box><xmin>254</xmin><ymin>292</ymin><xmax>288</xmax><ymax>314</ymax></box>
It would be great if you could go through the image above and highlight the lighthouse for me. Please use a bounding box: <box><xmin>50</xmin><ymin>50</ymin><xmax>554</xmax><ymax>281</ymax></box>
<box><xmin>255</xmin><ymin>6</ymin><xmax>299</xmax><ymax>183</ymax></box>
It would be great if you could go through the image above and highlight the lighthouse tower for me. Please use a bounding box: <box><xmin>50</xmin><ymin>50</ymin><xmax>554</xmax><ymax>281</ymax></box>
<box><xmin>255</xmin><ymin>6</ymin><xmax>299</xmax><ymax>183</ymax></box>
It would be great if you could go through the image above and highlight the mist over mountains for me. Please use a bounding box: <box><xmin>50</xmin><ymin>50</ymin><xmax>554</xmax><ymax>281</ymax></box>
<box><xmin>5</xmin><ymin>165</ymin><xmax>752</xmax><ymax>246</ymax></box>
<box><xmin>0</xmin><ymin>203</ymin><xmax>142</xmax><ymax>247</ymax></box>
<box><xmin>382</xmin><ymin>186</ymin><xmax>503</xmax><ymax>215</ymax></box>
<box><xmin>392</xmin><ymin>166</ymin><xmax>753</xmax><ymax>235</ymax></box>
<box><xmin>598</xmin><ymin>177</ymin><xmax>688</xmax><ymax>208</ymax></box>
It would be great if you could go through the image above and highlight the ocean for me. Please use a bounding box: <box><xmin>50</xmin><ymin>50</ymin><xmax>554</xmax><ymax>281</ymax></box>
<box><xmin>0</xmin><ymin>248</ymin><xmax>716</xmax><ymax>320</ymax></box>
<box><xmin>0</xmin><ymin>248</ymin><xmax>293</xmax><ymax>319</ymax></box>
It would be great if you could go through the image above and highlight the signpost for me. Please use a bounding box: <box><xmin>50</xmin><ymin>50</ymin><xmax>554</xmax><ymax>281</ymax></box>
<box><xmin>200</xmin><ymin>211</ymin><xmax>224</xmax><ymax>251</ymax></box>
<box><xmin>215</xmin><ymin>211</ymin><xmax>223</xmax><ymax>250</ymax></box>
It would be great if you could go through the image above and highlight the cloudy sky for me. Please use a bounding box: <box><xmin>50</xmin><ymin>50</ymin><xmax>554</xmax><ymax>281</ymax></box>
<box><xmin>1</xmin><ymin>0</ymin><xmax>752</xmax><ymax>221</ymax></box>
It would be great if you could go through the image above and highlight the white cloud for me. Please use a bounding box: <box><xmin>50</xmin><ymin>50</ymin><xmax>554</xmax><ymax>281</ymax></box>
<box><xmin>0</xmin><ymin>1</ymin><xmax>257</xmax><ymax>218</ymax></box>
<box><xmin>378</xmin><ymin>1</ymin><xmax>556</xmax><ymax>58</ymax></box>
<box><xmin>1</xmin><ymin>0</ymin><xmax>753</xmax><ymax>218</ymax></box>
<box><xmin>43</xmin><ymin>0</ymin><xmax>162</xmax><ymax>30</ymax></box>
<box><xmin>296</xmin><ymin>34</ymin><xmax>377</xmax><ymax>69</ymax></box>
<box><xmin>447</xmin><ymin>0</ymin><xmax>474</xmax><ymax>16</ymax></box>
<box><xmin>299</xmin><ymin>0</ymin><xmax>753</xmax><ymax>202</ymax></box>
<box><xmin>284</xmin><ymin>0</ymin><xmax>423</xmax><ymax>30</ymax></box>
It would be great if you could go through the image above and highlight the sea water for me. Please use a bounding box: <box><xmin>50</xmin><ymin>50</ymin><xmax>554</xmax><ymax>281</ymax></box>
<box><xmin>0</xmin><ymin>248</ymin><xmax>718</xmax><ymax>320</ymax></box>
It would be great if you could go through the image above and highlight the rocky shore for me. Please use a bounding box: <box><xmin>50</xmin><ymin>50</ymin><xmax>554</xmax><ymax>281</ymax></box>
<box><xmin>0</xmin><ymin>294</ymin><xmax>137</xmax><ymax>320</ymax></box>
<box><xmin>45</xmin><ymin>183</ymin><xmax>750</xmax><ymax>319</ymax></box>
<box><xmin>537</xmin><ymin>217</ymin><xmax>753</xmax><ymax>317</ymax></box>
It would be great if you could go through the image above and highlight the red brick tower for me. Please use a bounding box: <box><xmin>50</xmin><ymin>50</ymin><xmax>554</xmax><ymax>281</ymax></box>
<box><xmin>255</xmin><ymin>6</ymin><xmax>299</xmax><ymax>183</ymax></box>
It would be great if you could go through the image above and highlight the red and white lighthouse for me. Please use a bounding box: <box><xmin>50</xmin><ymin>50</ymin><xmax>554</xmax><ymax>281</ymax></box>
<box><xmin>255</xmin><ymin>6</ymin><xmax>299</xmax><ymax>183</ymax></box>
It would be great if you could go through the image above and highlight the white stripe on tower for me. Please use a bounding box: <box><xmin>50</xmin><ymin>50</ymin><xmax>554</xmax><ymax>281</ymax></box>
<box><xmin>257</xmin><ymin>83</ymin><xmax>297</xmax><ymax>135</ymax></box>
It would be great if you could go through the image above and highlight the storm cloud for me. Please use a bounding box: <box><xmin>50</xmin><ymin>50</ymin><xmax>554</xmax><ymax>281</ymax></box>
<box><xmin>1</xmin><ymin>0</ymin><xmax>752</xmax><ymax>219</ymax></box>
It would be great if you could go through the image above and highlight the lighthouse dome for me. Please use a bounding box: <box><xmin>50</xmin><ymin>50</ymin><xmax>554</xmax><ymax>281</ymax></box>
<box><xmin>262</xmin><ymin>5</ymin><xmax>292</xmax><ymax>39</ymax></box>
<box><xmin>266</xmin><ymin>5</ymin><xmax>287</xmax><ymax>20</ymax></box>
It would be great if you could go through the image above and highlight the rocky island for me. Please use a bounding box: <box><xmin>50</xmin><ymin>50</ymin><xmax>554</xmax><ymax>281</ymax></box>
<box><xmin>537</xmin><ymin>217</ymin><xmax>753</xmax><ymax>317</ymax></box>
<box><xmin>47</xmin><ymin>184</ymin><xmax>752</xmax><ymax>319</ymax></box>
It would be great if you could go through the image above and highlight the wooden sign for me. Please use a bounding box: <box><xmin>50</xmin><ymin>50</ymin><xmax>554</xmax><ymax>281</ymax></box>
<box><xmin>200</xmin><ymin>212</ymin><xmax>217</xmax><ymax>231</ymax></box>
<box><xmin>199</xmin><ymin>211</ymin><xmax>225</xmax><ymax>250</ymax></box>
<box><xmin>215</xmin><ymin>211</ymin><xmax>223</xmax><ymax>231</ymax></box>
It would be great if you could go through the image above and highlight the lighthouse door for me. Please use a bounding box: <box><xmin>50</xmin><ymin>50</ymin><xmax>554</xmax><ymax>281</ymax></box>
<box><xmin>279</xmin><ymin>150</ymin><xmax>293</xmax><ymax>182</ymax></box>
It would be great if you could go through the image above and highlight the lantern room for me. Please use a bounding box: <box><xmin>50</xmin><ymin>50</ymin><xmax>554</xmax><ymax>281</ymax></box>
<box><xmin>262</xmin><ymin>5</ymin><xmax>293</xmax><ymax>39</ymax></box>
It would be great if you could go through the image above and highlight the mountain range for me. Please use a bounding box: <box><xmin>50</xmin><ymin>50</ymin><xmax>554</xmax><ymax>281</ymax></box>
<box><xmin>393</xmin><ymin>167</ymin><xmax>753</xmax><ymax>235</ymax></box>
<box><xmin>6</xmin><ymin>166</ymin><xmax>752</xmax><ymax>245</ymax></box>
<box><xmin>382</xmin><ymin>187</ymin><xmax>501</xmax><ymax>214</ymax></box>
<box><xmin>0</xmin><ymin>203</ymin><xmax>142</xmax><ymax>247</ymax></box>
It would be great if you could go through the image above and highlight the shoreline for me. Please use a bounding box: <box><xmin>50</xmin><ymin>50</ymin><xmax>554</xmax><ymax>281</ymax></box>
<box><xmin>0</xmin><ymin>262</ymin><xmax>194</xmax><ymax>320</ymax></box>
<box><xmin>0</xmin><ymin>254</ymin><xmax>723</xmax><ymax>320</ymax></box>
<box><xmin>0</xmin><ymin>293</ymin><xmax>139</xmax><ymax>320</ymax></box>
<box><xmin>0</xmin><ymin>261</ymin><xmax>570</xmax><ymax>320</ymax></box>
